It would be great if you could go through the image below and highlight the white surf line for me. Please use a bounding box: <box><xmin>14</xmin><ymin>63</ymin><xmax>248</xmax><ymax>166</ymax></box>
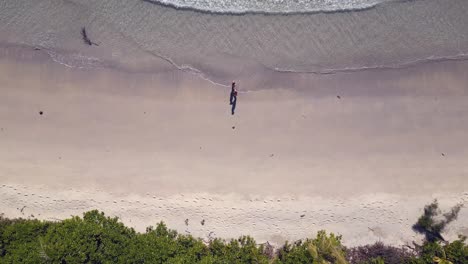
<box><xmin>95</xmin><ymin>26</ymin><xmax>240</xmax><ymax>91</ymax></box>
<box><xmin>141</xmin><ymin>0</ymin><xmax>397</xmax><ymax>16</ymax></box>
<box><xmin>41</xmin><ymin>44</ymin><xmax>238</xmax><ymax>91</ymax></box>
<box><xmin>142</xmin><ymin>49</ymin><xmax>264</xmax><ymax>94</ymax></box>
<box><xmin>30</xmin><ymin>17</ymin><xmax>270</xmax><ymax>95</ymax></box>
<box><xmin>45</xmin><ymin>49</ymin><xmax>104</xmax><ymax>70</ymax></box>
<box><xmin>271</xmin><ymin>52</ymin><xmax>468</xmax><ymax>75</ymax></box>
<box><xmin>104</xmin><ymin>25</ymin><xmax>263</xmax><ymax>93</ymax></box>
<box><xmin>36</xmin><ymin>40</ymin><xmax>264</xmax><ymax>94</ymax></box>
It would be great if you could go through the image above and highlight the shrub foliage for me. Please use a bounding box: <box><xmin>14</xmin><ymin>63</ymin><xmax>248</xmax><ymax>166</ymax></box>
<box><xmin>0</xmin><ymin>201</ymin><xmax>466</xmax><ymax>264</ymax></box>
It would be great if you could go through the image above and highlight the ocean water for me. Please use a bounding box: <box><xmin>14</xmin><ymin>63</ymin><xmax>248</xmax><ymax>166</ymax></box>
<box><xmin>1</xmin><ymin>0</ymin><xmax>468</xmax><ymax>85</ymax></box>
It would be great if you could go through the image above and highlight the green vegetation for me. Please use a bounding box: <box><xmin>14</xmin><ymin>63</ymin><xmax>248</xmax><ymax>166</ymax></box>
<box><xmin>0</xmin><ymin>201</ymin><xmax>466</xmax><ymax>264</ymax></box>
<box><xmin>274</xmin><ymin>231</ymin><xmax>347</xmax><ymax>264</ymax></box>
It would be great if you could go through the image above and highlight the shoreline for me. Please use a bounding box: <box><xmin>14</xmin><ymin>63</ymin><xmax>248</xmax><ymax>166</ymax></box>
<box><xmin>2</xmin><ymin>42</ymin><xmax>468</xmax><ymax>96</ymax></box>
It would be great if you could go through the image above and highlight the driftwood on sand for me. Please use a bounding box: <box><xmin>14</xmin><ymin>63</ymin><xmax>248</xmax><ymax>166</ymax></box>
<box><xmin>81</xmin><ymin>27</ymin><xmax>99</xmax><ymax>46</ymax></box>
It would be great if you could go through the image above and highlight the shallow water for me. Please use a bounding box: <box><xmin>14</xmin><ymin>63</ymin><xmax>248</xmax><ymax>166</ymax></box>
<box><xmin>1</xmin><ymin>0</ymin><xmax>467</xmax><ymax>85</ymax></box>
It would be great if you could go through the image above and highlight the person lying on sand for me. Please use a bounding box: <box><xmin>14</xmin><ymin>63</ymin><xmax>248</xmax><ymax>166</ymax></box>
<box><xmin>229</xmin><ymin>82</ymin><xmax>238</xmax><ymax>115</ymax></box>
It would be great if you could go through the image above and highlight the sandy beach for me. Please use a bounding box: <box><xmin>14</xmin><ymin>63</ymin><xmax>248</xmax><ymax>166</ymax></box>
<box><xmin>1</xmin><ymin>0</ymin><xmax>468</xmax><ymax>248</ymax></box>
<box><xmin>1</xmin><ymin>46</ymin><xmax>468</xmax><ymax>246</ymax></box>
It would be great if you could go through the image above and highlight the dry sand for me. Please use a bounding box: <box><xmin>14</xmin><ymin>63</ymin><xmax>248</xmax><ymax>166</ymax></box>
<box><xmin>1</xmin><ymin>46</ymin><xmax>468</xmax><ymax>246</ymax></box>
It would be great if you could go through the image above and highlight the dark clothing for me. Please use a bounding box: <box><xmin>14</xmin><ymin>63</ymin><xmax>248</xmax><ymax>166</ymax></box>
<box><xmin>231</xmin><ymin>97</ymin><xmax>237</xmax><ymax>115</ymax></box>
<box><xmin>230</xmin><ymin>90</ymin><xmax>237</xmax><ymax>115</ymax></box>
<box><xmin>230</xmin><ymin>90</ymin><xmax>237</xmax><ymax>104</ymax></box>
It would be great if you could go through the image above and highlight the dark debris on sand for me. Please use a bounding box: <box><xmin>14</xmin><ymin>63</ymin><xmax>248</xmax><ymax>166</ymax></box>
<box><xmin>81</xmin><ymin>27</ymin><xmax>99</xmax><ymax>46</ymax></box>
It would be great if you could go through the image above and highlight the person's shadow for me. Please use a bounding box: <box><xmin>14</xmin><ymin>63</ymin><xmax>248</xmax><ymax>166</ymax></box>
<box><xmin>229</xmin><ymin>82</ymin><xmax>238</xmax><ymax>115</ymax></box>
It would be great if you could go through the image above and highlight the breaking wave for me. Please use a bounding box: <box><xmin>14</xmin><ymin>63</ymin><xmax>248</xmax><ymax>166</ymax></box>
<box><xmin>141</xmin><ymin>0</ymin><xmax>398</xmax><ymax>15</ymax></box>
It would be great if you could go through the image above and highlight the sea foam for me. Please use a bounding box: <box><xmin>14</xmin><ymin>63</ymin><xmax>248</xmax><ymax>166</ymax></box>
<box><xmin>142</xmin><ymin>0</ymin><xmax>393</xmax><ymax>14</ymax></box>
